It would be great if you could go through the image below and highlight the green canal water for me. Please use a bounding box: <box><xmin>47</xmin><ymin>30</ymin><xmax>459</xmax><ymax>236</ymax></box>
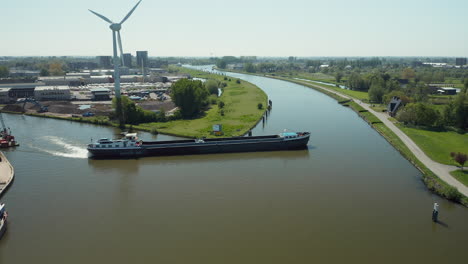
<box><xmin>0</xmin><ymin>67</ymin><xmax>467</xmax><ymax>263</ymax></box>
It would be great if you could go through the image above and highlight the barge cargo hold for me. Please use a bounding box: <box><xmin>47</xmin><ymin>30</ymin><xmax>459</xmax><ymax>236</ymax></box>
<box><xmin>87</xmin><ymin>132</ymin><xmax>310</xmax><ymax>158</ymax></box>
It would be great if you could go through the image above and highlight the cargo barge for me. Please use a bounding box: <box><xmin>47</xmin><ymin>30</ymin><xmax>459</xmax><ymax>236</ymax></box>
<box><xmin>87</xmin><ymin>131</ymin><xmax>310</xmax><ymax>158</ymax></box>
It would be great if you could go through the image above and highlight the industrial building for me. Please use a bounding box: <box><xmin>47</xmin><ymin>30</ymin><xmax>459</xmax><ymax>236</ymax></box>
<box><xmin>136</xmin><ymin>51</ymin><xmax>148</xmax><ymax>67</ymax></box>
<box><xmin>97</xmin><ymin>56</ymin><xmax>112</xmax><ymax>68</ymax></box>
<box><xmin>0</xmin><ymin>83</ymin><xmax>44</xmax><ymax>99</ymax></box>
<box><xmin>90</xmin><ymin>88</ymin><xmax>111</xmax><ymax>101</ymax></box>
<box><xmin>123</xmin><ymin>53</ymin><xmax>132</xmax><ymax>67</ymax></box>
<box><xmin>456</xmin><ymin>58</ymin><xmax>467</xmax><ymax>66</ymax></box>
<box><xmin>34</xmin><ymin>86</ymin><xmax>71</xmax><ymax>101</ymax></box>
<box><xmin>0</xmin><ymin>88</ymin><xmax>11</xmax><ymax>103</ymax></box>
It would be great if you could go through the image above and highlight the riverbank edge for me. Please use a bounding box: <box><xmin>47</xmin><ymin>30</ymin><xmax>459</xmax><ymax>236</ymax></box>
<box><xmin>216</xmin><ymin>68</ymin><xmax>467</xmax><ymax>206</ymax></box>
<box><xmin>0</xmin><ymin>151</ymin><xmax>15</xmax><ymax>197</ymax></box>
<box><xmin>273</xmin><ymin>76</ymin><xmax>468</xmax><ymax>206</ymax></box>
<box><xmin>0</xmin><ymin>69</ymin><xmax>268</xmax><ymax>139</ymax></box>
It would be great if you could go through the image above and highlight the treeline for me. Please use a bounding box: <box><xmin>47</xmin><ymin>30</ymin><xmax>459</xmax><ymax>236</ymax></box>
<box><xmin>396</xmin><ymin>88</ymin><xmax>468</xmax><ymax>130</ymax></box>
<box><xmin>118</xmin><ymin>78</ymin><xmax>226</xmax><ymax>124</ymax></box>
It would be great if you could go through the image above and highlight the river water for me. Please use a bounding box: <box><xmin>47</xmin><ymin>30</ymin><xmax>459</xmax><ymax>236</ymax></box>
<box><xmin>0</xmin><ymin>66</ymin><xmax>467</xmax><ymax>263</ymax></box>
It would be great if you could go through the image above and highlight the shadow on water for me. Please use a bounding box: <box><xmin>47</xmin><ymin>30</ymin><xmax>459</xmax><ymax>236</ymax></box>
<box><xmin>88</xmin><ymin>148</ymin><xmax>312</xmax><ymax>172</ymax></box>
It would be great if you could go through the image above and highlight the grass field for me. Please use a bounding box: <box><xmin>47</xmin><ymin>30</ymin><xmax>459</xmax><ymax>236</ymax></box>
<box><xmin>398</xmin><ymin>125</ymin><xmax>468</xmax><ymax>165</ymax></box>
<box><xmin>135</xmin><ymin>68</ymin><xmax>267</xmax><ymax>138</ymax></box>
<box><xmin>451</xmin><ymin>170</ymin><xmax>468</xmax><ymax>187</ymax></box>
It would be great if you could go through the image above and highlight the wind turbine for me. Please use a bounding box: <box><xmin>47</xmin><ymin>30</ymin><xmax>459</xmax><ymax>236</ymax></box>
<box><xmin>89</xmin><ymin>0</ymin><xmax>142</xmax><ymax>125</ymax></box>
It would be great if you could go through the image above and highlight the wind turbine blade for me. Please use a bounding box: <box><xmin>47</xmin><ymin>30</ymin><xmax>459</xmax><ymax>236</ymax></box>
<box><xmin>117</xmin><ymin>31</ymin><xmax>125</xmax><ymax>66</ymax></box>
<box><xmin>120</xmin><ymin>0</ymin><xmax>142</xmax><ymax>25</ymax></box>
<box><xmin>89</xmin><ymin>9</ymin><xmax>113</xmax><ymax>24</ymax></box>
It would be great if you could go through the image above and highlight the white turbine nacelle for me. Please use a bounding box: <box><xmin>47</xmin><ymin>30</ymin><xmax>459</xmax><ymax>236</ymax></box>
<box><xmin>89</xmin><ymin>0</ymin><xmax>142</xmax><ymax>99</ymax></box>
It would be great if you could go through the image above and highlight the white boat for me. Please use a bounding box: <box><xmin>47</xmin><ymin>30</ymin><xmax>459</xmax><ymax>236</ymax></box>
<box><xmin>0</xmin><ymin>203</ymin><xmax>7</xmax><ymax>239</ymax></box>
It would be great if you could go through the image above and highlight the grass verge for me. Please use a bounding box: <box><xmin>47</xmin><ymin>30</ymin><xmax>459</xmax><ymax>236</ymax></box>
<box><xmin>397</xmin><ymin>125</ymin><xmax>468</xmax><ymax>165</ymax></box>
<box><xmin>450</xmin><ymin>170</ymin><xmax>468</xmax><ymax>187</ymax></box>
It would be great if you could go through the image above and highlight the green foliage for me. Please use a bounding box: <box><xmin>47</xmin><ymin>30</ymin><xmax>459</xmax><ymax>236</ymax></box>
<box><xmin>112</xmin><ymin>96</ymin><xmax>165</xmax><ymax>125</ymax></box>
<box><xmin>396</xmin><ymin>103</ymin><xmax>440</xmax><ymax>127</ymax></box>
<box><xmin>244</xmin><ymin>63</ymin><xmax>256</xmax><ymax>73</ymax></box>
<box><xmin>236</xmin><ymin>79</ymin><xmax>241</xmax><ymax>84</ymax></box>
<box><xmin>216</xmin><ymin>60</ymin><xmax>227</xmax><ymax>69</ymax></box>
<box><xmin>40</xmin><ymin>68</ymin><xmax>50</xmax><ymax>76</ymax></box>
<box><xmin>171</xmin><ymin>79</ymin><xmax>209</xmax><ymax>118</ymax></box>
<box><xmin>444</xmin><ymin>185</ymin><xmax>462</xmax><ymax>202</ymax></box>
<box><xmin>0</xmin><ymin>66</ymin><xmax>9</xmax><ymax>78</ymax></box>
<box><xmin>347</xmin><ymin>72</ymin><xmax>370</xmax><ymax>91</ymax></box>
<box><xmin>383</xmin><ymin>91</ymin><xmax>412</xmax><ymax>105</ymax></box>
<box><xmin>205</xmin><ymin>79</ymin><xmax>219</xmax><ymax>95</ymax></box>
<box><xmin>257</xmin><ymin>103</ymin><xmax>263</xmax><ymax>110</ymax></box>
<box><xmin>368</xmin><ymin>83</ymin><xmax>385</xmax><ymax>103</ymax></box>
<box><xmin>335</xmin><ymin>71</ymin><xmax>343</xmax><ymax>83</ymax></box>
<box><xmin>218</xmin><ymin>101</ymin><xmax>225</xmax><ymax>109</ymax></box>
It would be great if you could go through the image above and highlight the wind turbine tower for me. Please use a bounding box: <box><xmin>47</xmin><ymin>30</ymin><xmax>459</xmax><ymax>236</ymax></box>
<box><xmin>89</xmin><ymin>0</ymin><xmax>142</xmax><ymax>125</ymax></box>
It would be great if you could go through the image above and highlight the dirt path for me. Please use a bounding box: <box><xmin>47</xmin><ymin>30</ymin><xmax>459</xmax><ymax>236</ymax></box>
<box><xmin>293</xmin><ymin>79</ymin><xmax>468</xmax><ymax>197</ymax></box>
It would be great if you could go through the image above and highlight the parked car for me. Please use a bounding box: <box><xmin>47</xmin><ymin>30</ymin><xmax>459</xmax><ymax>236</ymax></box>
<box><xmin>82</xmin><ymin>112</ymin><xmax>95</xmax><ymax>117</ymax></box>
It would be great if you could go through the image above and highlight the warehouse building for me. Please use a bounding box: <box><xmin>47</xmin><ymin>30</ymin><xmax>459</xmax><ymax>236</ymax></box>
<box><xmin>34</xmin><ymin>86</ymin><xmax>71</xmax><ymax>100</ymax></box>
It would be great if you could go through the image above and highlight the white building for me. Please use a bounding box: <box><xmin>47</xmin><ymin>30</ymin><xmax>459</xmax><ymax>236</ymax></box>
<box><xmin>34</xmin><ymin>86</ymin><xmax>71</xmax><ymax>101</ymax></box>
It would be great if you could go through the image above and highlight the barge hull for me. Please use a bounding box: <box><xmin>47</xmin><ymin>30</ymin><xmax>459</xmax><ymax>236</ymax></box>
<box><xmin>89</xmin><ymin>134</ymin><xmax>309</xmax><ymax>158</ymax></box>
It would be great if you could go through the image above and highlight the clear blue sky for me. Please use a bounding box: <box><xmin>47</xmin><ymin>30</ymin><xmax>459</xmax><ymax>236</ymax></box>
<box><xmin>1</xmin><ymin>0</ymin><xmax>467</xmax><ymax>57</ymax></box>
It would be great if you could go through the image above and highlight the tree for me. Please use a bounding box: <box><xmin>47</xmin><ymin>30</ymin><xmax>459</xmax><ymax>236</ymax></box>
<box><xmin>452</xmin><ymin>152</ymin><xmax>467</xmax><ymax>170</ymax></box>
<box><xmin>0</xmin><ymin>66</ymin><xmax>9</xmax><ymax>78</ymax></box>
<box><xmin>218</xmin><ymin>101</ymin><xmax>225</xmax><ymax>109</ymax></box>
<box><xmin>402</xmin><ymin>67</ymin><xmax>416</xmax><ymax>79</ymax></box>
<box><xmin>396</xmin><ymin>103</ymin><xmax>440</xmax><ymax>127</ymax></box>
<box><xmin>49</xmin><ymin>62</ymin><xmax>65</xmax><ymax>76</ymax></box>
<box><xmin>171</xmin><ymin>79</ymin><xmax>209</xmax><ymax>118</ymax></box>
<box><xmin>244</xmin><ymin>63</ymin><xmax>256</xmax><ymax>73</ymax></box>
<box><xmin>334</xmin><ymin>71</ymin><xmax>343</xmax><ymax>83</ymax></box>
<box><xmin>368</xmin><ymin>83</ymin><xmax>385</xmax><ymax>103</ymax></box>
<box><xmin>40</xmin><ymin>68</ymin><xmax>50</xmax><ymax>76</ymax></box>
<box><xmin>453</xmin><ymin>87</ymin><xmax>467</xmax><ymax>130</ymax></box>
<box><xmin>205</xmin><ymin>79</ymin><xmax>219</xmax><ymax>95</ymax></box>
<box><xmin>216</xmin><ymin>60</ymin><xmax>227</xmax><ymax>69</ymax></box>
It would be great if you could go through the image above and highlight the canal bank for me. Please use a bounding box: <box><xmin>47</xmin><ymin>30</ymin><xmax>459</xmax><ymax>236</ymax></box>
<box><xmin>210</xmin><ymin>67</ymin><xmax>467</xmax><ymax>206</ymax></box>
<box><xmin>0</xmin><ymin>152</ymin><xmax>14</xmax><ymax>197</ymax></box>
<box><xmin>1</xmin><ymin>72</ymin><xmax>468</xmax><ymax>263</ymax></box>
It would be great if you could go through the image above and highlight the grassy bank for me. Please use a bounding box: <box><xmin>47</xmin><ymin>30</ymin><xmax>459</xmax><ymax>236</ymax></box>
<box><xmin>1</xmin><ymin>68</ymin><xmax>267</xmax><ymax>139</ymax></box>
<box><xmin>262</xmin><ymin>75</ymin><xmax>468</xmax><ymax>206</ymax></box>
<box><xmin>451</xmin><ymin>170</ymin><xmax>468</xmax><ymax>187</ymax></box>
<box><xmin>397</xmin><ymin>126</ymin><xmax>468</xmax><ymax>165</ymax></box>
<box><xmin>136</xmin><ymin>68</ymin><xmax>267</xmax><ymax>138</ymax></box>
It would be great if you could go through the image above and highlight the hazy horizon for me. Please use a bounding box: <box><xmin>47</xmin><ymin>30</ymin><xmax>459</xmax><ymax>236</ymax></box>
<box><xmin>1</xmin><ymin>0</ymin><xmax>467</xmax><ymax>57</ymax></box>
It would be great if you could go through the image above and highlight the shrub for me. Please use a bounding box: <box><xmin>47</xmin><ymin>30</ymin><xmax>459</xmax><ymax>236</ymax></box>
<box><xmin>236</xmin><ymin>79</ymin><xmax>241</xmax><ymax>84</ymax></box>
<box><xmin>444</xmin><ymin>186</ymin><xmax>462</xmax><ymax>202</ymax></box>
<box><xmin>220</xmin><ymin>110</ymin><xmax>225</xmax><ymax>116</ymax></box>
<box><xmin>150</xmin><ymin>127</ymin><xmax>158</xmax><ymax>135</ymax></box>
<box><xmin>257</xmin><ymin>103</ymin><xmax>263</xmax><ymax>110</ymax></box>
<box><xmin>218</xmin><ymin>101</ymin><xmax>225</xmax><ymax>109</ymax></box>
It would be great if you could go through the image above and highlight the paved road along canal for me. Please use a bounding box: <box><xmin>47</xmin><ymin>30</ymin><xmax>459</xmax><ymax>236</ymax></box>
<box><xmin>0</xmin><ymin>67</ymin><xmax>467</xmax><ymax>263</ymax></box>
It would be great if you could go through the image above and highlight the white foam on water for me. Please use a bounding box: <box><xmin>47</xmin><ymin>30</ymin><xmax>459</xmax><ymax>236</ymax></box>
<box><xmin>36</xmin><ymin>136</ymin><xmax>88</xmax><ymax>159</ymax></box>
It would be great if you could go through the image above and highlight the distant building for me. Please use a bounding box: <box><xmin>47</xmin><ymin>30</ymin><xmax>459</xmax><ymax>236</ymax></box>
<box><xmin>9</xmin><ymin>70</ymin><xmax>40</xmax><ymax>78</ymax></box>
<box><xmin>0</xmin><ymin>88</ymin><xmax>11</xmax><ymax>103</ymax></box>
<box><xmin>34</xmin><ymin>86</ymin><xmax>71</xmax><ymax>101</ymax></box>
<box><xmin>123</xmin><ymin>53</ymin><xmax>132</xmax><ymax>68</ymax></box>
<box><xmin>90</xmin><ymin>88</ymin><xmax>111</xmax><ymax>101</ymax></box>
<box><xmin>437</xmin><ymin>87</ymin><xmax>457</xmax><ymax>95</ymax></box>
<box><xmin>455</xmin><ymin>58</ymin><xmax>467</xmax><ymax>66</ymax></box>
<box><xmin>136</xmin><ymin>51</ymin><xmax>148</xmax><ymax>67</ymax></box>
<box><xmin>0</xmin><ymin>83</ymin><xmax>44</xmax><ymax>99</ymax></box>
<box><xmin>97</xmin><ymin>56</ymin><xmax>112</xmax><ymax>68</ymax></box>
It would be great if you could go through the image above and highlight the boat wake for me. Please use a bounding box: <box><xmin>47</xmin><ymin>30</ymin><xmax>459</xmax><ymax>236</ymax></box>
<box><xmin>35</xmin><ymin>136</ymin><xmax>88</xmax><ymax>159</ymax></box>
